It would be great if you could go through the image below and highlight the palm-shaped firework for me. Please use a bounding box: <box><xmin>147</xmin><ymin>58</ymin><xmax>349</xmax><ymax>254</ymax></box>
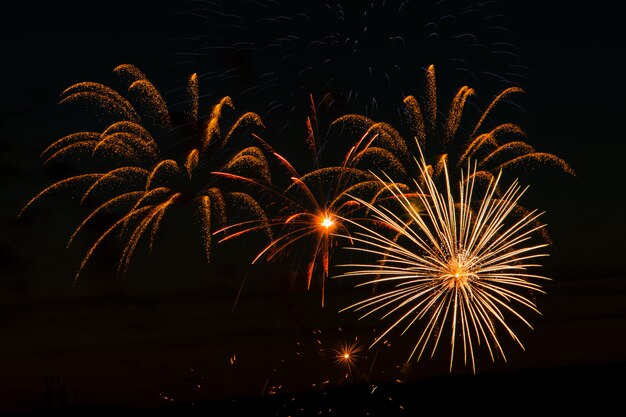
<box><xmin>331</xmin><ymin>64</ymin><xmax>574</xmax><ymax>187</ymax></box>
<box><xmin>19</xmin><ymin>64</ymin><xmax>270</xmax><ymax>282</ymax></box>
<box><xmin>334</xmin><ymin>147</ymin><xmax>550</xmax><ymax>372</ymax></box>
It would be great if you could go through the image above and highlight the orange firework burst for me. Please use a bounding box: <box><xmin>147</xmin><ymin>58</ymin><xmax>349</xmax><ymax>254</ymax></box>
<box><xmin>19</xmin><ymin>64</ymin><xmax>270</xmax><ymax>282</ymax></box>
<box><xmin>331</xmin><ymin>64</ymin><xmax>575</xmax><ymax>188</ymax></box>
<box><xmin>214</xmin><ymin>95</ymin><xmax>396</xmax><ymax>306</ymax></box>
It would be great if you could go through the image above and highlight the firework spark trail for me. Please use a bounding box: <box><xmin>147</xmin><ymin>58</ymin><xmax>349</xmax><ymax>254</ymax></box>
<box><xmin>19</xmin><ymin>64</ymin><xmax>271</xmax><ymax>281</ymax></box>
<box><xmin>333</xmin><ymin>147</ymin><xmax>550</xmax><ymax>372</ymax></box>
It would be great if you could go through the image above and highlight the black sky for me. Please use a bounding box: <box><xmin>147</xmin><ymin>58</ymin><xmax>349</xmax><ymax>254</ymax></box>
<box><xmin>1</xmin><ymin>0</ymin><xmax>625</xmax><ymax>414</ymax></box>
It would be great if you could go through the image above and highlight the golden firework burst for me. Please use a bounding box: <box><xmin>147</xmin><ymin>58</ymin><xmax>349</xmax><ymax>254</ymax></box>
<box><xmin>334</xmin><ymin>146</ymin><xmax>550</xmax><ymax>372</ymax></box>
<box><xmin>19</xmin><ymin>64</ymin><xmax>270</xmax><ymax>282</ymax></box>
<box><xmin>331</xmin><ymin>64</ymin><xmax>574</xmax><ymax>187</ymax></box>
<box><xmin>330</xmin><ymin>338</ymin><xmax>363</xmax><ymax>375</ymax></box>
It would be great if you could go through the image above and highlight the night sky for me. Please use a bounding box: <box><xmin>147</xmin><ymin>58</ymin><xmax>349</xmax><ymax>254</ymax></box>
<box><xmin>1</xmin><ymin>0</ymin><xmax>625</xmax><ymax>414</ymax></box>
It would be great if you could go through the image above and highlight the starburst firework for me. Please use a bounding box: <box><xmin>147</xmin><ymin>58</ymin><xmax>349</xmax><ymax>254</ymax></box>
<box><xmin>19</xmin><ymin>64</ymin><xmax>270</xmax><ymax>281</ymax></box>
<box><xmin>330</xmin><ymin>338</ymin><xmax>363</xmax><ymax>376</ymax></box>
<box><xmin>334</xmin><ymin>148</ymin><xmax>550</xmax><ymax>372</ymax></box>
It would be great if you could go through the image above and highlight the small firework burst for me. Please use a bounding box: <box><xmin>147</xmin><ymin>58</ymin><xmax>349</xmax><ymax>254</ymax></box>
<box><xmin>334</xmin><ymin>147</ymin><xmax>550</xmax><ymax>372</ymax></box>
<box><xmin>19</xmin><ymin>64</ymin><xmax>270</xmax><ymax>281</ymax></box>
<box><xmin>330</xmin><ymin>338</ymin><xmax>364</xmax><ymax>376</ymax></box>
<box><xmin>303</xmin><ymin>326</ymin><xmax>372</xmax><ymax>386</ymax></box>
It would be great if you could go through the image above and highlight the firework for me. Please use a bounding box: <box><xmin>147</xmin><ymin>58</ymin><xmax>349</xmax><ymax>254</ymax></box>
<box><xmin>328</xmin><ymin>64</ymin><xmax>567</xmax><ymax>279</ymax></box>
<box><xmin>330</xmin><ymin>337</ymin><xmax>364</xmax><ymax>377</ymax></box>
<box><xmin>19</xmin><ymin>64</ymin><xmax>270</xmax><ymax>282</ymax></box>
<box><xmin>333</xmin><ymin>147</ymin><xmax>550</xmax><ymax>372</ymax></box>
<box><xmin>331</xmin><ymin>64</ymin><xmax>574</xmax><ymax>188</ymax></box>
<box><xmin>167</xmin><ymin>0</ymin><xmax>527</xmax><ymax>130</ymax></box>
<box><xmin>214</xmin><ymin>95</ymin><xmax>395</xmax><ymax>306</ymax></box>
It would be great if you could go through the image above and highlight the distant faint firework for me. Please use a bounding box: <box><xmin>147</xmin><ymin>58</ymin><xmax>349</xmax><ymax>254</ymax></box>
<box><xmin>19</xmin><ymin>64</ymin><xmax>270</xmax><ymax>281</ymax></box>
<box><xmin>330</xmin><ymin>64</ymin><xmax>574</xmax><ymax>189</ymax></box>
<box><xmin>334</xmin><ymin>147</ymin><xmax>550</xmax><ymax>372</ymax></box>
<box><xmin>167</xmin><ymin>0</ymin><xmax>528</xmax><ymax>131</ymax></box>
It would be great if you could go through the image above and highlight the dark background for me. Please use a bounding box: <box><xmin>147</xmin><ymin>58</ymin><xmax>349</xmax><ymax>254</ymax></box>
<box><xmin>1</xmin><ymin>0</ymin><xmax>625</xmax><ymax>414</ymax></box>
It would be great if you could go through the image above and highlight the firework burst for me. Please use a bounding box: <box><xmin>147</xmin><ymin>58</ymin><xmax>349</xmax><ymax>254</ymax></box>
<box><xmin>330</xmin><ymin>337</ymin><xmax>364</xmax><ymax>377</ymax></box>
<box><xmin>214</xmin><ymin>95</ymin><xmax>395</xmax><ymax>306</ymax></box>
<box><xmin>334</xmin><ymin>147</ymin><xmax>550</xmax><ymax>372</ymax></box>
<box><xmin>331</xmin><ymin>64</ymin><xmax>574</xmax><ymax>188</ymax></box>
<box><xmin>19</xmin><ymin>64</ymin><xmax>270</xmax><ymax>282</ymax></box>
